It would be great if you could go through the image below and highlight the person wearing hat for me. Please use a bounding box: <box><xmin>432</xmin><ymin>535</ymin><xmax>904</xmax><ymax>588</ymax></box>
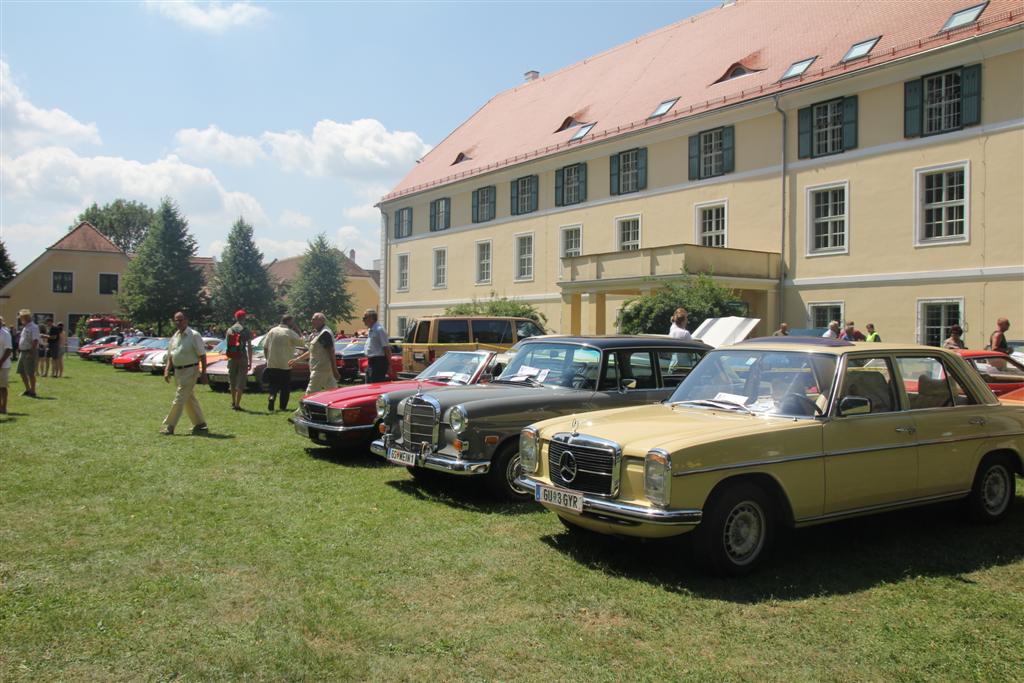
<box><xmin>16</xmin><ymin>309</ymin><xmax>40</xmax><ymax>397</ymax></box>
<box><xmin>225</xmin><ymin>309</ymin><xmax>253</xmax><ymax>411</ymax></box>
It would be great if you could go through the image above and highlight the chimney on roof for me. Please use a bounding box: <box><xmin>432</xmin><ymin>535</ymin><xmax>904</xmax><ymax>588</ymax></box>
<box><xmin>524</xmin><ymin>70</ymin><xmax>540</xmax><ymax>83</ymax></box>
<box><xmin>349</xmin><ymin>249</ymin><xmax>356</xmax><ymax>261</ymax></box>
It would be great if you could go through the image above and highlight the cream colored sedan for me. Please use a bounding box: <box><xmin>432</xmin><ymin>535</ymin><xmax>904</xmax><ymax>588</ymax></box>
<box><xmin>518</xmin><ymin>339</ymin><xmax>1024</xmax><ymax>576</ymax></box>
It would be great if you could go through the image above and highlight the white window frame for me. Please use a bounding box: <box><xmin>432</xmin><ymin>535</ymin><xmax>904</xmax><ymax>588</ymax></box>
<box><xmin>562</xmin><ymin>163</ymin><xmax>581</xmax><ymax>206</ymax></box>
<box><xmin>618</xmin><ymin>149</ymin><xmax>640</xmax><ymax>194</ymax></box>
<box><xmin>914</xmin><ymin>161</ymin><xmax>970</xmax><ymax>247</ymax></box>
<box><xmin>923</xmin><ymin>69</ymin><xmax>963</xmax><ymax>135</ymax></box>
<box><xmin>51</xmin><ymin>270</ymin><xmax>74</xmax><ymax>294</ymax></box>
<box><xmin>394</xmin><ymin>207</ymin><xmax>412</xmax><ymax>239</ymax></box>
<box><xmin>842</xmin><ymin>36</ymin><xmax>880</xmax><ymax>62</ymax></box>
<box><xmin>476</xmin><ymin>186</ymin><xmax>495</xmax><ymax>223</ymax></box>
<box><xmin>805</xmin><ymin>180</ymin><xmax>850</xmax><ymax>257</ymax></box>
<box><xmin>780</xmin><ymin>56</ymin><xmax>816</xmax><ymax>81</ymax></box>
<box><xmin>432</xmin><ymin>247</ymin><xmax>447</xmax><ymax>289</ymax></box>
<box><xmin>559</xmin><ymin>223</ymin><xmax>582</xmax><ymax>279</ymax></box>
<box><xmin>513</xmin><ymin>232</ymin><xmax>535</xmax><ymax>282</ymax></box>
<box><xmin>811</xmin><ymin>99</ymin><xmax>844</xmax><ymax>157</ymax></box>
<box><xmin>807</xmin><ymin>301</ymin><xmax>845</xmax><ymax>329</ymax></box>
<box><xmin>649</xmin><ymin>97</ymin><xmax>679</xmax><ymax>119</ymax></box>
<box><xmin>98</xmin><ymin>272</ymin><xmax>120</xmax><ymax>295</ymax></box>
<box><xmin>517</xmin><ymin>176</ymin><xmax>535</xmax><ymax>215</ymax></box>
<box><xmin>475</xmin><ymin>239</ymin><xmax>492</xmax><ymax>285</ymax></box>
<box><xmin>699</xmin><ymin>128</ymin><xmax>724</xmax><ymax>178</ymax></box>
<box><xmin>693</xmin><ymin>199</ymin><xmax>728</xmax><ymax>248</ymax></box>
<box><xmin>395</xmin><ymin>252</ymin><xmax>410</xmax><ymax>292</ymax></box>
<box><xmin>396</xmin><ymin>316</ymin><xmax>409</xmax><ymax>337</ymax></box>
<box><xmin>916</xmin><ymin>297</ymin><xmax>965</xmax><ymax>347</ymax></box>
<box><xmin>615</xmin><ymin>213</ymin><xmax>642</xmax><ymax>252</ymax></box>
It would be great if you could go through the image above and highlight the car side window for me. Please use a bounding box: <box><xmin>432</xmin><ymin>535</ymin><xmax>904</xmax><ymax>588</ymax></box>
<box><xmin>436</xmin><ymin>320</ymin><xmax>470</xmax><ymax>344</ymax></box>
<box><xmin>471</xmin><ymin>319</ymin><xmax>513</xmax><ymax>344</ymax></box>
<box><xmin>599</xmin><ymin>352</ymin><xmax>618</xmax><ymax>390</ymax></box>
<box><xmin>516</xmin><ymin>320</ymin><xmax>544</xmax><ymax>339</ymax></box>
<box><xmin>414</xmin><ymin>321</ymin><xmax>430</xmax><ymax>344</ymax></box>
<box><xmin>623</xmin><ymin>351</ymin><xmax>657</xmax><ymax>389</ymax></box>
<box><xmin>895</xmin><ymin>356</ymin><xmax>963</xmax><ymax>409</ymax></box>
<box><xmin>657</xmin><ymin>350</ymin><xmax>699</xmax><ymax>388</ymax></box>
<box><xmin>839</xmin><ymin>357</ymin><xmax>898</xmax><ymax>414</ymax></box>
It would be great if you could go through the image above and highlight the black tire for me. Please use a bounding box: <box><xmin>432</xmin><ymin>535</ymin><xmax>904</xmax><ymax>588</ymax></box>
<box><xmin>406</xmin><ymin>466</ymin><xmax>445</xmax><ymax>487</ymax></box>
<box><xmin>692</xmin><ymin>481</ymin><xmax>776</xmax><ymax>577</ymax></box>
<box><xmin>967</xmin><ymin>454</ymin><xmax>1016</xmax><ymax>523</ymax></box>
<box><xmin>485</xmin><ymin>441</ymin><xmax>531</xmax><ymax>502</ymax></box>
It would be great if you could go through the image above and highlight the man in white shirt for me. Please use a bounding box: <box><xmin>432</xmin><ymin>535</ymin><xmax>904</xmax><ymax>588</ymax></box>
<box><xmin>822</xmin><ymin>320</ymin><xmax>841</xmax><ymax>339</ymax></box>
<box><xmin>0</xmin><ymin>316</ymin><xmax>12</xmax><ymax>413</ymax></box>
<box><xmin>161</xmin><ymin>311</ymin><xmax>208</xmax><ymax>435</ymax></box>
<box><xmin>668</xmin><ymin>307</ymin><xmax>692</xmax><ymax>340</ymax></box>
<box><xmin>16</xmin><ymin>309</ymin><xmax>40</xmax><ymax>397</ymax></box>
<box><xmin>363</xmin><ymin>309</ymin><xmax>390</xmax><ymax>383</ymax></box>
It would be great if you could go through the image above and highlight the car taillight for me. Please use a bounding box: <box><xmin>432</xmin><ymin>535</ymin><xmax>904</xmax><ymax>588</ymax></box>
<box><xmin>428</xmin><ymin>350</ymin><xmax>436</xmax><ymax>363</ymax></box>
<box><xmin>359</xmin><ymin>357</ymin><xmax>368</xmax><ymax>370</ymax></box>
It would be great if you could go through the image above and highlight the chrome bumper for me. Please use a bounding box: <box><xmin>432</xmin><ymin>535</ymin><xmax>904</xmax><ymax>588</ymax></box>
<box><xmin>370</xmin><ymin>438</ymin><xmax>387</xmax><ymax>457</ymax></box>
<box><xmin>371</xmin><ymin>436</ymin><xmax>490</xmax><ymax>475</ymax></box>
<box><xmin>292</xmin><ymin>416</ymin><xmax>376</xmax><ymax>435</ymax></box>
<box><xmin>516</xmin><ymin>476</ymin><xmax>702</xmax><ymax>526</ymax></box>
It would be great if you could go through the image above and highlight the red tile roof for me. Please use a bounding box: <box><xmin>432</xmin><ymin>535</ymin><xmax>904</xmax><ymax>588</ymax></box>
<box><xmin>49</xmin><ymin>222</ymin><xmax>124</xmax><ymax>253</ymax></box>
<box><xmin>266</xmin><ymin>252</ymin><xmax>372</xmax><ymax>286</ymax></box>
<box><xmin>384</xmin><ymin>0</ymin><xmax>1022</xmax><ymax>202</ymax></box>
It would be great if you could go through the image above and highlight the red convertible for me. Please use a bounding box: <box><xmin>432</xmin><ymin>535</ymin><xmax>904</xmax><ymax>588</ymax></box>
<box><xmin>112</xmin><ymin>338</ymin><xmax>169</xmax><ymax>371</ymax></box>
<box><xmin>956</xmin><ymin>349</ymin><xmax>1024</xmax><ymax>396</ymax></box>
<box><xmin>292</xmin><ymin>350</ymin><xmax>508</xmax><ymax>449</ymax></box>
<box><xmin>77</xmin><ymin>335</ymin><xmax>123</xmax><ymax>359</ymax></box>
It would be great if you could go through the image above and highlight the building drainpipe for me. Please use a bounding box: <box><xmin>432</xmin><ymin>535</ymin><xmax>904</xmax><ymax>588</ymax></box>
<box><xmin>773</xmin><ymin>94</ymin><xmax>787</xmax><ymax>328</ymax></box>
<box><xmin>379</xmin><ymin>207</ymin><xmax>388</xmax><ymax>329</ymax></box>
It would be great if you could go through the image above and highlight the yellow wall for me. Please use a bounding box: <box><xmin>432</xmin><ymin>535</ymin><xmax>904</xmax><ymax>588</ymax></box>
<box><xmin>334</xmin><ymin>276</ymin><xmax>381</xmax><ymax>334</ymax></box>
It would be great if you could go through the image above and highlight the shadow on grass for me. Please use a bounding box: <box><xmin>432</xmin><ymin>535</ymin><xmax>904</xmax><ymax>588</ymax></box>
<box><xmin>193</xmin><ymin>432</ymin><xmax>235</xmax><ymax>440</ymax></box>
<box><xmin>305</xmin><ymin>446</ymin><xmax>391</xmax><ymax>468</ymax></box>
<box><xmin>540</xmin><ymin>497</ymin><xmax>1024</xmax><ymax>602</ymax></box>
<box><xmin>385</xmin><ymin>478</ymin><xmax>545</xmax><ymax>516</ymax></box>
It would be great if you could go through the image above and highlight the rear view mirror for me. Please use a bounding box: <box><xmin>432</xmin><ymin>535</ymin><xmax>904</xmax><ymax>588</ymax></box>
<box><xmin>619</xmin><ymin>379</ymin><xmax>637</xmax><ymax>393</ymax></box>
<box><xmin>838</xmin><ymin>395</ymin><xmax>871</xmax><ymax>416</ymax></box>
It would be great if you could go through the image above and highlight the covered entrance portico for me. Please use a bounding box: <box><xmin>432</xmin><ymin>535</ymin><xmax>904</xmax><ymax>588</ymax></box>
<box><xmin>558</xmin><ymin>243</ymin><xmax>781</xmax><ymax>336</ymax></box>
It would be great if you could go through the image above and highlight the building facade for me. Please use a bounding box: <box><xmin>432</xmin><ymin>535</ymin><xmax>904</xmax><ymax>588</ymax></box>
<box><xmin>379</xmin><ymin>0</ymin><xmax>1023</xmax><ymax>348</ymax></box>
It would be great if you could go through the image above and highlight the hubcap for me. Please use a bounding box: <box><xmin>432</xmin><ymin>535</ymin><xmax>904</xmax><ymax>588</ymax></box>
<box><xmin>982</xmin><ymin>466</ymin><xmax>1011</xmax><ymax>516</ymax></box>
<box><xmin>722</xmin><ymin>501</ymin><xmax>766</xmax><ymax>566</ymax></box>
<box><xmin>508</xmin><ymin>453</ymin><xmax>528</xmax><ymax>495</ymax></box>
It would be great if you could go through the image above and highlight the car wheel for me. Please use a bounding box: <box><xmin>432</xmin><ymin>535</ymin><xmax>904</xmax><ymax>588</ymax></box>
<box><xmin>486</xmin><ymin>441</ymin><xmax>531</xmax><ymax>502</ymax></box>
<box><xmin>967</xmin><ymin>454</ymin><xmax>1016</xmax><ymax>523</ymax></box>
<box><xmin>692</xmin><ymin>481</ymin><xmax>776</xmax><ymax>577</ymax></box>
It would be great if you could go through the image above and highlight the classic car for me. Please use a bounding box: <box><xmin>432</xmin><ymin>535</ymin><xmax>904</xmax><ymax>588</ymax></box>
<box><xmin>77</xmin><ymin>335</ymin><xmax>126</xmax><ymax>359</ymax></box>
<box><xmin>206</xmin><ymin>335</ymin><xmax>355</xmax><ymax>391</ymax></box>
<box><xmin>1001</xmin><ymin>386</ymin><xmax>1024</xmax><ymax>404</ymax></box>
<box><xmin>956</xmin><ymin>349</ymin><xmax>1024</xmax><ymax>396</ymax></box>
<box><xmin>112</xmin><ymin>338</ymin><xmax>169</xmax><ymax>370</ymax></box>
<box><xmin>401</xmin><ymin>316</ymin><xmax>546</xmax><ymax>375</ymax></box>
<box><xmin>371</xmin><ymin>336</ymin><xmax>710</xmax><ymax>500</ymax></box>
<box><xmin>89</xmin><ymin>337</ymin><xmax>152</xmax><ymax>363</ymax></box>
<box><xmin>517</xmin><ymin>338</ymin><xmax>1024</xmax><ymax>576</ymax></box>
<box><xmin>337</xmin><ymin>337</ymin><xmax>405</xmax><ymax>382</ymax></box>
<box><xmin>139</xmin><ymin>337</ymin><xmax>225</xmax><ymax>374</ymax></box>
<box><xmin>292</xmin><ymin>350</ymin><xmax>508</xmax><ymax>449</ymax></box>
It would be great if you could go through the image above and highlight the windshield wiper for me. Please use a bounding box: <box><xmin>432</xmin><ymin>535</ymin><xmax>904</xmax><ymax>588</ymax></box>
<box><xmin>673</xmin><ymin>399</ymin><xmax>753</xmax><ymax>414</ymax></box>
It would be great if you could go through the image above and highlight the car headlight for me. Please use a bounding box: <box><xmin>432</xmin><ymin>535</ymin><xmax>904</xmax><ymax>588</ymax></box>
<box><xmin>447</xmin><ymin>405</ymin><xmax>468</xmax><ymax>435</ymax></box>
<box><xmin>376</xmin><ymin>394</ymin><xmax>389</xmax><ymax>419</ymax></box>
<box><xmin>520</xmin><ymin>427</ymin><xmax>539</xmax><ymax>474</ymax></box>
<box><xmin>328</xmin><ymin>406</ymin><xmax>362</xmax><ymax>425</ymax></box>
<box><xmin>644</xmin><ymin>449</ymin><xmax>672</xmax><ymax>508</ymax></box>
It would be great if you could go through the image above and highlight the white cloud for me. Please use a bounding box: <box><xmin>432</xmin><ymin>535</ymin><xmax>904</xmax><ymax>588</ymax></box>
<box><xmin>335</xmin><ymin>225</ymin><xmax>379</xmax><ymax>267</ymax></box>
<box><xmin>174</xmin><ymin>125</ymin><xmax>266</xmax><ymax>166</ymax></box>
<box><xmin>255</xmin><ymin>237</ymin><xmax>309</xmax><ymax>261</ymax></box>
<box><xmin>263</xmin><ymin>119</ymin><xmax>430</xmax><ymax>179</ymax></box>
<box><xmin>0</xmin><ymin>60</ymin><xmax>101</xmax><ymax>155</ymax></box>
<box><xmin>342</xmin><ymin>203</ymin><xmax>380</xmax><ymax>222</ymax></box>
<box><xmin>278</xmin><ymin>209</ymin><xmax>314</xmax><ymax>230</ymax></box>
<box><xmin>144</xmin><ymin>0</ymin><xmax>269</xmax><ymax>33</ymax></box>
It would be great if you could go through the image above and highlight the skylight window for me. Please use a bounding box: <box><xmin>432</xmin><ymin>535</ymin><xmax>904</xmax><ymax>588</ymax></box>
<box><xmin>842</xmin><ymin>36</ymin><xmax>880</xmax><ymax>62</ymax></box>
<box><xmin>942</xmin><ymin>1</ymin><xmax>987</xmax><ymax>31</ymax></box>
<box><xmin>569</xmin><ymin>123</ymin><xmax>595</xmax><ymax>141</ymax></box>
<box><xmin>649</xmin><ymin>98</ymin><xmax>679</xmax><ymax>119</ymax></box>
<box><xmin>780</xmin><ymin>56</ymin><xmax>816</xmax><ymax>81</ymax></box>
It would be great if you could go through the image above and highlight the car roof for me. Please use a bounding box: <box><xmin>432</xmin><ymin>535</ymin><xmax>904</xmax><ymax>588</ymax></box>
<box><xmin>956</xmin><ymin>349</ymin><xmax>1009</xmax><ymax>358</ymax></box>
<box><xmin>729</xmin><ymin>338</ymin><xmax>965</xmax><ymax>355</ymax></box>
<box><xmin>517</xmin><ymin>335</ymin><xmax>711</xmax><ymax>350</ymax></box>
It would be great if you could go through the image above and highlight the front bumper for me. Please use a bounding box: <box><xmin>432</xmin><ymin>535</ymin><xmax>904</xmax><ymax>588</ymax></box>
<box><xmin>517</xmin><ymin>476</ymin><xmax>703</xmax><ymax>527</ymax></box>
<box><xmin>292</xmin><ymin>415</ymin><xmax>375</xmax><ymax>444</ymax></box>
<box><xmin>371</xmin><ymin>436</ymin><xmax>490</xmax><ymax>475</ymax></box>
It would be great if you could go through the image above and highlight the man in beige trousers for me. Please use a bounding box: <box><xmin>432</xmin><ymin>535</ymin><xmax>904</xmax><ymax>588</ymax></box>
<box><xmin>160</xmin><ymin>311</ymin><xmax>209</xmax><ymax>435</ymax></box>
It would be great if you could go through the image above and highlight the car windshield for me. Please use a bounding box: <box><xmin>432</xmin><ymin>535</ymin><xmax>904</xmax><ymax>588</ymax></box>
<box><xmin>212</xmin><ymin>340</ymin><xmax>227</xmax><ymax>353</ymax></box>
<box><xmin>415</xmin><ymin>351</ymin><xmax>488</xmax><ymax>385</ymax></box>
<box><xmin>340</xmin><ymin>339</ymin><xmax>366</xmax><ymax>356</ymax></box>
<box><xmin>669</xmin><ymin>349</ymin><xmax>837</xmax><ymax>417</ymax></box>
<box><xmin>969</xmin><ymin>355</ymin><xmax>1024</xmax><ymax>378</ymax></box>
<box><xmin>495</xmin><ymin>342</ymin><xmax>602</xmax><ymax>390</ymax></box>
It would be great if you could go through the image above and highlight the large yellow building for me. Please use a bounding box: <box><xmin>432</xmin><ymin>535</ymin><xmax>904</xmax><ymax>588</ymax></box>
<box><xmin>379</xmin><ymin>0</ymin><xmax>1023</xmax><ymax>348</ymax></box>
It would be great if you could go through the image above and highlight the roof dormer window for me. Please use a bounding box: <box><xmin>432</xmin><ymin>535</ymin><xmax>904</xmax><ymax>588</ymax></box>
<box><xmin>569</xmin><ymin>123</ymin><xmax>595</xmax><ymax>142</ymax></box>
<box><xmin>941</xmin><ymin>1</ymin><xmax>987</xmax><ymax>32</ymax></box>
<box><xmin>842</xmin><ymin>36</ymin><xmax>880</xmax><ymax>62</ymax></box>
<box><xmin>555</xmin><ymin>116</ymin><xmax>579</xmax><ymax>133</ymax></box>
<box><xmin>649</xmin><ymin>97</ymin><xmax>679</xmax><ymax>119</ymax></box>
<box><xmin>713</xmin><ymin>60</ymin><xmax>763</xmax><ymax>84</ymax></box>
<box><xmin>780</xmin><ymin>56</ymin><xmax>816</xmax><ymax>81</ymax></box>
<box><xmin>451</xmin><ymin>152</ymin><xmax>469</xmax><ymax>165</ymax></box>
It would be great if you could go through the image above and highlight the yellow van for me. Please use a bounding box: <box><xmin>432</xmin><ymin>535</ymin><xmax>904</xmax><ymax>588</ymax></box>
<box><xmin>401</xmin><ymin>316</ymin><xmax>545</xmax><ymax>375</ymax></box>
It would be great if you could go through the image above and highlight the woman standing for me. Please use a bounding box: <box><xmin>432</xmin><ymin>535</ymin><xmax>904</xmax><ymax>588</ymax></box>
<box><xmin>943</xmin><ymin>324</ymin><xmax>966</xmax><ymax>349</ymax></box>
<box><xmin>52</xmin><ymin>323</ymin><xmax>66</xmax><ymax>377</ymax></box>
<box><xmin>39</xmin><ymin>320</ymin><xmax>53</xmax><ymax>377</ymax></box>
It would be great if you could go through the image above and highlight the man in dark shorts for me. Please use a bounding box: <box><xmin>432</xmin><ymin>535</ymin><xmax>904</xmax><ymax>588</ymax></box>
<box><xmin>225</xmin><ymin>309</ymin><xmax>253</xmax><ymax>411</ymax></box>
<box><xmin>16</xmin><ymin>309</ymin><xmax>40</xmax><ymax>397</ymax></box>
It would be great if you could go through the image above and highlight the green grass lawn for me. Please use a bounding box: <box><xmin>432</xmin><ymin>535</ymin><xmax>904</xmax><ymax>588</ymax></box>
<box><xmin>2</xmin><ymin>357</ymin><xmax>1023</xmax><ymax>681</ymax></box>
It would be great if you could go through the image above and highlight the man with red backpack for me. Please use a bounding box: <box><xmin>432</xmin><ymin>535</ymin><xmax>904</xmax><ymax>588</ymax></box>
<box><xmin>225</xmin><ymin>309</ymin><xmax>253</xmax><ymax>411</ymax></box>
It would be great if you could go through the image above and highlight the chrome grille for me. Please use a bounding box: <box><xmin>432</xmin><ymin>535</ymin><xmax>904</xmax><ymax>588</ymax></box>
<box><xmin>303</xmin><ymin>401</ymin><xmax>328</xmax><ymax>424</ymax></box>
<box><xmin>548</xmin><ymin>436</ymin><xmax>618</xmax><ymax>495</ymax></box>
<box><xmin>402</xmin><ymin>396</ymin><xmax>438</xmax><ymax>447</ymax></box>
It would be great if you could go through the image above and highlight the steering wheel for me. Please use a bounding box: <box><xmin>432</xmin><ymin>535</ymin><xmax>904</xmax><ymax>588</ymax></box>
<box><xmin>780</xmin><ymin>393</ymin><xmax>823</xmax><ymax>416</ymax></box>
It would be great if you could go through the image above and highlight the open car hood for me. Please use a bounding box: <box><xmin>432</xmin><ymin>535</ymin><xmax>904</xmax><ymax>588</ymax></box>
<box><xmin>692</xmin><ymin>316</ymin><xmax>761</xmax><ymax>348</ymax></box>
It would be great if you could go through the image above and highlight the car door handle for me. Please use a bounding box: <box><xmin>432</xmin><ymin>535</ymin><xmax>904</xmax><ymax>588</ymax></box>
<box><xmin>895</xmin><ymin>426</ymin><xmax>916</xmax><ymax>434</ymax></box>
<box><xmin>969</xmin><ymin>417</ymin><xmax>987</xmax><ymax>426</ymax></box>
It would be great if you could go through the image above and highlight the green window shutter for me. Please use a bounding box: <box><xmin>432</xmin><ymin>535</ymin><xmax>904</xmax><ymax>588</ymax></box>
<box><xmin>429</xmin><ymin>200</ymin><xmax>437</xmax><ymax>231</ymax></box>
<box><xmin>554</xmin><ymin>167</ymin><xmax>564</xmax><ymax>206</ymax></box>
<box><xmin>904</xmin><ymin>79</ymin><xmax>922</xmax><ymax>138</ymax></box>
<box><xmin>637</xmin><ymin>148</ymin><xmax>648</xmax><ymax>190</ymax></box>
<box><xmin>961</xmin><ymin>64</ymin><xmax>982</xmax><ymax>126</ymax></box>
<box><xmin>510</xmin><ymin>180</ymin><xmax>520</xmax><ymax>216</ymax></box>
<box><xmin>487</xmin><ymin>186</ymin><xmax>495</xmax><ymax>220</ymax></box>
<box><xmin>721</xmin><ymin>127</ymin><xmax>735</xmax><ymax>174</ymax></box>
<box><xmin>393</xmin><ymin>211</ymin><xmax>401</xmax><ymax>238</ymax></box>
<box><xmin>444</xmin><ymin>198</ymin><xmax>451</xmax><ymax>229</ymax></box>
<box><xmin>842</xmin><ymin>96</ymin><xmax>858</xmax><ymax>151</ymax></box>
<box><xmin>471</xmin><ymin>189</ymin><xmax>479</xmax><ymax>223</ymax></box>
<box><xmin>609</xmin><ymin>153</ymin><xmax>620</xmax><ymax>195</ymax></box>
<box><xmin>578</xmin><ymin>162</ymin><xmax>587</xmax><ymax>202</ymax></box>
<box><xmin>530</xmin><ymin>175</ymin><xmax>539</xmax><ymax>212</ymax></box>
<box><xmin>797</xmin><ymin>107</ymin><xmax>812</xmax><ymax>158</ymax></box>
<box><xmin>687</xmin><ymin>135</ymin><xmax>700</xmax><ymax>180</ymax></box>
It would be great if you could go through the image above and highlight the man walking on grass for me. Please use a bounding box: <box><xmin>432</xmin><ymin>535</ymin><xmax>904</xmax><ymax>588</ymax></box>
<box><xmin>225</xmin><ymin>309</ymin><xmax>253</xmax><ymax>412</ymax></box>
<box><xmin>263</xmin><ymin>314</ymin><xmax>302</xmax><ymax>412</ymax></box>
<box><xmin>160</xmin><ymin>311</ymin><xmax>209</xmax><ymax>436</ymax></box>
<box><xmin>16</xmin><ymin>309</ymin><xmax>39</xmax><ymax>398</ymax></box>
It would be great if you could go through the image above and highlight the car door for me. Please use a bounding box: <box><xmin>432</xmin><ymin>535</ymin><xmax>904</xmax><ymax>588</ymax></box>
<box><xmin>597</xmin><ymin>350</ymin><xmax>672</xmax><ymax>408</ymax></box>
<box><xmin>894</xmin><ymin>354</ymin><xmax>990</xmax><ymax>496</ymax></box>
<box><xmin>822</xmin><ymin>354</ymin><xmax>919</xmax><ymax>514</ymax></box>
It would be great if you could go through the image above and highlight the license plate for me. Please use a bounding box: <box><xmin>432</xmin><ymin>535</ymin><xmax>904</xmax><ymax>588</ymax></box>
<box><xmin>535</xmin><ymin>484</ymin><xmax>584</xmax><ymax>513</ymax></box>
<box><xmin>387</xmin><ymin>447</ymin><xmax>418</xmax><ymax>466</ymax></box>
<box><xmin>293</xmin><ymin>421</ymin><xmax>309</xmax><ymax>437</ymax></box>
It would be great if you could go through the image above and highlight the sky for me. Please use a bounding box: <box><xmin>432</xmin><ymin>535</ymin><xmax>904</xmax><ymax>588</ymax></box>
<box><xmin>0</xmin><ymin>0</ymin><xmax>718</xmax><ymax>271</ymax></box>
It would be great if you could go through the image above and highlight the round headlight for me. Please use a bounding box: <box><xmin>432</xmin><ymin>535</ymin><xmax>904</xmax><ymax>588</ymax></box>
<box><xmin>448</xmin><ymin>405</ymin><xmax>468</xmax><ymax>435</ymax></box>
<box><xmin>520</xmin><ymin>427</ymin><xmax>539</xmax><ymax>474</ymax></box>
<box><xmin>376</xmin><ymin>394</ymin><xmax>389</xmax><ymax>419</ymax></box>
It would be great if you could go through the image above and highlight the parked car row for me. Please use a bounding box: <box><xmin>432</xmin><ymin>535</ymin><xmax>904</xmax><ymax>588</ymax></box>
<box><xmin>290</xmin><ymin>327</ymin><xmax>1023</xmax><ymax>577</ymax></box>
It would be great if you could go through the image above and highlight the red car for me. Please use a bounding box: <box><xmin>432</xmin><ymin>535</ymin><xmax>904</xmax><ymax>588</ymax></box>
<box><xmin>336</xmin><ymin>338</ymin><xmax>405</xmax><ymax>382</ymax></box>
<box><xmin>292</xmin><ymin>350</ymin><xmax>508</xmax><ymax>449</ymax></box>
<box><xmin>112</xmin><ymin>339</ymin><xmax>169</xmax><ymax>371</ymax></box>
<box><xmin>955</xmin><ymin>349</ymin><xmax>1024</xmax><ymax>396</ymax></box>
<box><xmin>77</xmin><ymin>335</ymin><xmax>124</xmax><ymax>359</ymax></box>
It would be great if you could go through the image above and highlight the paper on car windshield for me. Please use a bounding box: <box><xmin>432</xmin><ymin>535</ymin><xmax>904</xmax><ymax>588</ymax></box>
<box><xmin>510</xmin><ymin>365</ymin><xmax>542</xmax><ymax>380</ymax></box>
<box><xmin>536</xmin><ymin>369</ymin><xmax>550</xmax><ymax>382</ymax></box>
<box><xmin>713</xmin><ymin>392</ymin><xmax>749</xmax><ymax>405</ymax></box>
<box><xmin>451</xmin><ymin>373</ymin><xmax>470</xmax><ymax>383</ymax></box>
<box><xmin>434</xmin><ymin>371</ymin><xmax>455</xmax><ymax>378</ymax></box>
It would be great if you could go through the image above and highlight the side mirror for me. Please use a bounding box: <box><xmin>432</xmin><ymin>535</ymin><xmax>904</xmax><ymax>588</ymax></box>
<box><xmin>838</xmin><ymin>395</ymin><xmax>871</xmax><ymax>416</ymax></box>
<box><xmin>619</xmin><ymin>379</ymin><xmax>637</xmax><ymax>393</ymax></box>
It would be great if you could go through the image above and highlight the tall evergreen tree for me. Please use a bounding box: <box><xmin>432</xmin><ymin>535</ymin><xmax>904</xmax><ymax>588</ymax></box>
<box><xmin>72</xmin><ymin>199</ymin><xmax>156</xmax><ymax>253</ymax></box>
<box><xmin>210</xmin><ymin>218</ymin><xmax>278</xmax><ymax>326</ymax></box>
<box><xmin>0</xmin><ymin>240</ymin><xmax>16</xmax><ymax>288</ymax></box>
<box><xmin>287</xmin><ymin>233</ymin><xmax>354</xmax><ymax>326</ymax></box>
<box><xmin>119</xmin><ymin>198</ymin><xmax>205</xmax><ymax>334</ymax></box>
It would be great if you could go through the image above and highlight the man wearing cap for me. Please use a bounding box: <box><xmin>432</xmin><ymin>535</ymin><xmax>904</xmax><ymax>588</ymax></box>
<box><xmin>161</xmin><ymin>311</ymin><xmax>208</xmax><ymax>435</ymax></box>
<box><xmin>225</xmin><ymin>309</ymin><xmax>253</xmax><ymax>411</ymax></box>
<box><xmin>16</xmin><ymin>309</ymin><xmax>40</xmax><ymax>397</ymax></box>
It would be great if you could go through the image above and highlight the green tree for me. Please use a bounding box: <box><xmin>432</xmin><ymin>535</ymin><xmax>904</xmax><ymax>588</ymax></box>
<box><xmin>0</xmin><ymin>239</ymin><xmax>16</xmax><ymax>288</ymax></box>
<box><xmin>287</xmin><ymin>233</ymin><xmax>354</xmax><ymax>326</ymax></box>
<box><xmin>72</xmin><ymin>199</ymin><xmax>156</xmax><ymax>253</ymax></box>
<box><xmin>615</xmin><ymin>272</ymin><xmax>742</xmax><ymax>335</ymax></box>
<box><xmin>209</xmin><ymin>218</ymin><xmax>278</xmax><ymax>327</ymax></box>
<box><xmin>445</xmin><ymin>293</ymin><xmax>548</xmax><ymax>327</ymax></box>
<box><xmin>119</xmin><ymin>198</ymin><xmax>205</xmax><ymax>334</ymax></box>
